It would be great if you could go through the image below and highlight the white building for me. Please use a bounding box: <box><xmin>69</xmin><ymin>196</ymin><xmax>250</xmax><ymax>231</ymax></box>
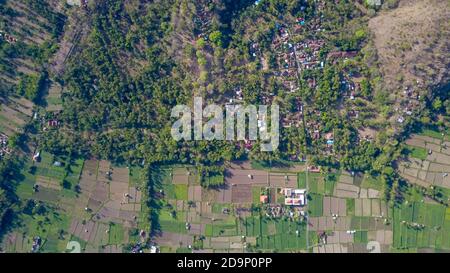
<box><xmin>283</xmin><ymin>188</ymin><xmax>306</xmax><ymax>206</ymax></box>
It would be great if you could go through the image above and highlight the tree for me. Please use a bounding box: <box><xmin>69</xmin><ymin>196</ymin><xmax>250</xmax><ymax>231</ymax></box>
<box><xmin>432</xmin><ymin>98</ymin><xmax>443</xmax><ymax>112</ymax></box>
<box><xmin>196</xmin><ymin>38</ymin><xmax>206</xmax><ymax>49</ymax></box>
<box><xmin>444</xmin><ymin>100</ymin><xmax>450</xmax><ymax>115</ymax></box>
<box><xmin>23</xmin><ymin>199</ymin><xmax>36</xmax><ymax>215</ymax></box>
<box><xmin>360</xmin><ymin>78</ymin><xmax>371</xmax><ymax>97</ymax></box>
<box><xmin>7</xmin><ymin>134</ymin><xmax>20</xmax><ymax>148</ymax></box>
<box><xmin>16</xmin><ymin>72</ymin><xmax>47</xmax><ymax>103</ymax></box>
<box><xmin>0</xmin><ymin>156</ymin><xmax>20</xmax><ymax>235</ymax></box>
<box><xmin>209</xmin><ymin>31</ymin><xmax>223</xmax><ymax>47</ymax></box>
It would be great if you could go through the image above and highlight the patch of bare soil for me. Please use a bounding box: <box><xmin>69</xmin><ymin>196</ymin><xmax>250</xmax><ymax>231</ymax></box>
<box><xmin>369</xmin><ymin>0</ymin><xmax>450</xmax><ymax>92</ymax></box>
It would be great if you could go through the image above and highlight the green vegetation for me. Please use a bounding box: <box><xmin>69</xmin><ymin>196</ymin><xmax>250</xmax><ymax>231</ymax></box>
<box><xmin>196</xmin><ymin>165</ymin><xmax>225</xmax><ymax>188</ymax></box>
<box><xmin>257</xmin><ymin>220</ymin><xmax>307</xmax><ymax>251</ymax></box>
<box><xmin>209</xmin><ymin>31</ymin><xmax>223</xmax><ymax>47</ymax></box>
<box><xmin>129</xmin><ymin>166</ymin><xmax>145</xmax><ymax>187</ymax></box>
<box><xmin>308</xmin><ymin>193</ymin><xmax>323</xmax><ymax>217</ymax></box>
<box><xmin>1</xmin><ymin>0</ymin><xmax>449</xmax><ymax>254</ymax></box>
<box><xmin>354</xmin><ymin>231</ymin><xmax>368</xmax><ymax>244</ymax></box>
<box><xmin>309</xmin><ymin>173</ymin><xmax>324</xmax><ymax>195</ymax></box>
<box><xmin>109</xmin><ymin>223</ymin><xmax>125</xmax><ymax>245</ymax></box>
<box><xmin>297</xmin><ymin>172</ymin><xmax>306</xmax><ymax>188</ymax></box>
<box><xmin>346</xmin><ymin>199</ymin><xmax>355</xmax><ymax>216</ymax></box>
<box><xmin>17</xmin><ymin>73</ymin><xmax>47</xmax><ymax>103</ymax></box>
<box><xmin>206</xmin><ymin>219</ymin><xmax>237</xmax><ymax>237</ymax></box>
<box><xmin>174</xmin><ymin>184</ymin><xmax>188</xmax><ymax>200</ymax></box>
<box><xmin>0</xmin><ymin>156</ymin><xmax>22</xmax><ymax>237</ymax></box>
<box><xmin>324</xmin><ymin>173</ymin><xmax>338</xmax><ymax>195</ymax></box>
<box><xmin>157</xmin><ymin>208</ymin><xmax>187</xmax><ymax>234</ymax></box>
<box><xmin>405</xmin><ymin>146</ymin><xmax>428</xmax><ymax>160</ymax></box>
<box><xmin>212</xmin><ymin>203</ymin><xmax>232</xmax><ymax>214</ymax></box>
<box><xmin>361</xmin><ymin>174</ymin><xmax>383</xmax><ymax>191</ymax></box>
<box><xmin>420</xmin><ymin>129</ymin><xmax>444</xmax><ymax>140</ymax></box>
<box><xmin>393</xmin><ymin>202</ymin><xmax>450</xmax><ymax>250</ymax></box>
<box><xmin>176</xmin><ymin>247</ymin><xmax>192</xmax><ymax>253</ymax></box>
<box><xmin>252</xmin><ymin>187</ymin><xmax>261</xmax><ymax>204</ymax></box>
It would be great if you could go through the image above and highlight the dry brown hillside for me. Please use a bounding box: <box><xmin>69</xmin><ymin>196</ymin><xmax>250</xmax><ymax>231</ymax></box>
<box><xmin>369</xmin><ymin>0</ymin><xmax>450</xmax><ymax>97</ymax></box>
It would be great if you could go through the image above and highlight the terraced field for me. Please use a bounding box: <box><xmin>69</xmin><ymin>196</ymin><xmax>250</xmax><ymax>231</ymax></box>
<box><xmin>1</xmin><ymin>155</ymin><xmax>149</xmax><ymax>253</ymax></box>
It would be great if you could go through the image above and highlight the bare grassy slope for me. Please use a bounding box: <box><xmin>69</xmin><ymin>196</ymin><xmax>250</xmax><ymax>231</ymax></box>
<box><xmin>369</xmin><ymin>0</ymin><xmax>449</xmax><ymax>94</ymax></box>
